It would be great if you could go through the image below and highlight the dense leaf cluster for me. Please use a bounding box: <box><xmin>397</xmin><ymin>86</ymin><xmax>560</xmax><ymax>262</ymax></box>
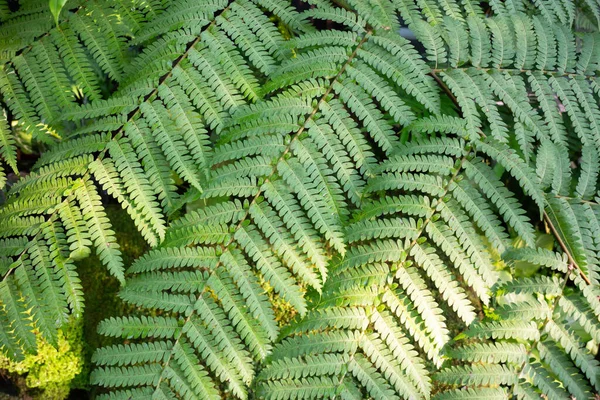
<box><xmin>0</xmin><ymin>0</ymin><xmax>599</xmax><ymax>399</ymax></box>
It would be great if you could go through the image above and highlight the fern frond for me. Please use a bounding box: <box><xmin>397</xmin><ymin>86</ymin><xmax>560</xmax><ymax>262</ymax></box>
<box><xmin>0</xmin><ymin>109</ymin><xmax>17</xmax><ymax>180</ymax></box>
<box><xmin>2</xmin><ymin>2</ymin><xmax>600</xmax><ymax>399</ymax></box>
<box><xmin>0</xmin><ymin>0</ymin><xmax>300</xmax><ymax>365</ymax></box>
<box><xmin>435</xmin><ymin>239</ymin><xmax>599</xmax><ymax>398</ymax></box>
<box><xmin>257</xmin><ymin>101</ymin><xmax>547</xmax><ymax>397</ymax></box>
<box><xmin>89</xmin><ymin>0</ymin><xmax>472</xmax><ymax>397</ymax></box>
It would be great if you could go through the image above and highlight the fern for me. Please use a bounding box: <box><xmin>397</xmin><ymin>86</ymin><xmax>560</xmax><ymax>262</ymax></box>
<box><xmin>90</xmin><ymin>1</ymin><xmax>448</xmax><ymax>397</ymax></box>
<box><xmin>1</xmin><ymin>0</ymin><xmax>600</xmax><ymax>398</ymax></box>
<box><xmin>0</xmin><ymin>0</ymin><xmax>302</xmax><ymax>362</ymax></box>
<box><xmin>256</xmin><ymin>126</ymin><xmax>537</xmax><ymax>398</ymax></box>
<box><xmin>434</xmin><ymin>250</ymin><xmax>600</xmax><ymax>399</ymax></box>
<box><xmin>257</xmin><ymin>1</ymin><xmax>600</xmax><ymax>400</ymax></box>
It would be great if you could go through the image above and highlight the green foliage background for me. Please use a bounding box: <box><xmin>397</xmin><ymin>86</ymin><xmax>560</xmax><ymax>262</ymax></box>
<box><xmin>0</xmin><ymin>0</ymin><xmax>599</xmax><ymax>399</ymax></box>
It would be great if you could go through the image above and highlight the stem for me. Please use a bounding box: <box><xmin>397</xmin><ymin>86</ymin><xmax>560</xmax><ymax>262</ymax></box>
<box><xmin>151</xmin><ymin>28</ymin><xmax>373</xmax><ymax>393</ymax></box>
<box><xmin>429</xmin><ymin>67</ymin><xmax>593</xmax><ymax>288</ymax></box>
<box><xmin>429</xmin><ymin>71</ymin><xmax>462</xmax><ymax>117</ymax></box>
<box><xmin>543</xmin><ymin>211</ymin><xmax>591</xmax><ymax>285</ymax></box>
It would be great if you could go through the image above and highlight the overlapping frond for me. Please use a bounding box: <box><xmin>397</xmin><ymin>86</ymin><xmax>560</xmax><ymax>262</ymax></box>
<box><xmin>91</xmin><ymin>0</ymin><xmax>447</xmax><ymax>397</ymax></box>
<box><xmin>433</xmin><ymin>250</ymin><xmax>600</xmax><ymax>399</ymax></box>
<box><xmin>0</xmin><ymin>0</ymin><xmax>159</xmax><ymax>142</ymax></box>
<box><xmin>1</xmin><ymin>0</ymin><xmax>600</xmax><ymax>398</ymax></box>
<box><xmin>256</xmin><ymin>120</ymin><xmax>543</xmax><ymax>398</ymax></box>
<box><xmin>0</xmin><ymin>0</ymin><xmax>301</xmax><ymax>363</ymax></box>
<box><xmin>256</xmin><ymin>3</ymin><xmax>600</xmax><ymax>400</ymax></box>
<box><xmin>425</xmin><ymin>13</ymin><xmax>600</xmax><ymax>163</ymax></box>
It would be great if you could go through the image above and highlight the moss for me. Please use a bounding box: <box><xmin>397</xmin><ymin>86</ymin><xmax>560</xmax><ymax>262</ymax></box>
<box><xmin>0</xmin><ymin>205</ymin><xmax>149</xmax><ymax>399</ymax></box>
<box><xmin>0</xmin><ymin>318</ymin><xmax>84</xmax><ymax>399</ymax></box>
<box><xmin>261</xmin><ymin>278</ymin><xmax>298</xmax><ymax>327</ymax></box>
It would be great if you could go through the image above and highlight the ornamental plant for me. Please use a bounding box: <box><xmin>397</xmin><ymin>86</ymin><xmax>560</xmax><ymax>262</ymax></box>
<box><xmin>0</xmin><ymin>0</ymin><xmax>599</xmax><ymax>399</ymax></box>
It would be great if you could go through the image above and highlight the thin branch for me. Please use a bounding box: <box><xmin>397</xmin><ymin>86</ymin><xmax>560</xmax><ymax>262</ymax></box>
<box><xmin>429</xmin><ymin>71</ymin><xmax>462</xmax><ymax>118</ymax></box>
<box><xmin>543</xmin><ymin>211</ymin><xmax>591</xmax><ymax>285</ymax></box>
